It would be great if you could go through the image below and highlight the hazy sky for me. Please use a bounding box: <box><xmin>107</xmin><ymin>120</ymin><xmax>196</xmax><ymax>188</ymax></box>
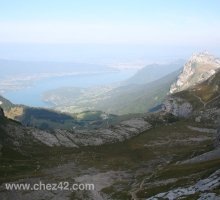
<box><xmin>0</xmin><ymin>0</ymin><xmax>220</xmax><ymax>63</ymax></box>
<box><xmin>0</xmin><ymin>0</ymin><xmax>220</xmax><ymax>45</ymax></box>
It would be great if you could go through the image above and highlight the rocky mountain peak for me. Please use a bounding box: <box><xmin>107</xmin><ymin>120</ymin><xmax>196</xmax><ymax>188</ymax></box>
<box><xmin>189</xmin><ymin>51</ymin><xmax>220</xmax><ymax>64</ymax></box>
<box><xmin>170</xmin><ymin>52</ymin><xmax>220</xmax><ymax>94</ymax></box>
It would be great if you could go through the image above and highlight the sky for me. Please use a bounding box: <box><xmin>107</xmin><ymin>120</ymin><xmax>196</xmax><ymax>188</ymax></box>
<box><xmin>0</xmin><ymin>0</ymin><xmax>220</xmax><ymax>62</ymax></box>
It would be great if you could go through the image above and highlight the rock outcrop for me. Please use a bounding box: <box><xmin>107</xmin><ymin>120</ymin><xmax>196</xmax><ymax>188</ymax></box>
<box><xmin>30</xmin><ymin>118</ymin><xmax>152</xmax><ymax>147</ymax></box>
<box><xmin>147</xmin><ymin>169</ymin><xmax>220</xmax><ymax>200</ymax></box>
<box><xmin>181</xmin><ymin>148</ymin><xmax>220</xmax><ymax>164</ymax></box>
<box><xmin>162</xmin><ymin>97</ymin><xmax>193</xmax><ymax>117</ymax></box>
<box><xmin>1</xmin><ymin>116</ymin><xmax>152</xmax><ymax>148</ymax></box>
<box><xmin>170</xmin><ymin>52</ymin><xmax>220</xmax><ymax>94</ymax></box>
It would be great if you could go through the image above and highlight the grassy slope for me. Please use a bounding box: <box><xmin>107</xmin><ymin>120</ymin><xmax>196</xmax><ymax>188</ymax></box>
<box><xmin>123</xmin><ymin>62</ymin><xmax>183</xmax><ymax>85</ymax></box>
<box><xmin>17</xmin><ymin>108</ymin><xmax>121</xmax><ymax>130</ymax></box>
<box><xmin>1</xmin><ymin>118</ymin><xmax>218</xmax><ymax>199</ymax></box>
<box><xmin>0</xmin><ymin>95</ymin><xmax>121</xmax><ymax>130</ymax></box>
<box><xmin>1</xmin><ymin>70</ymin><xmax>220</xmax><ymax>198</ymax></box>
<box><xmin>42</xmin><ymin>69</ymin><xmax>180</xmax><ymax>115</ymax></box>
<box><xmin>95</xmin><ymin>70</ymin><xmax>180</xmax><ymax>115</ymax></box>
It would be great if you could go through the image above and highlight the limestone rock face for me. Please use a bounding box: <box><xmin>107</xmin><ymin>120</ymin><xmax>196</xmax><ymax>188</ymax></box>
<box><xmin>170</xmin><ymin>52</ymin><xmax>220</xmax><ymax>94</ymax></box>
<box><xmin>29</xmin><ymin>118</ymin><xmax>152</xmax><ymax>147</ymax></box>
<box><xmin>162</xmin><ymin>97</ymin><xmax>193</xmax><ymax>117</ymax></box>
<box><xmin>1</xmin><ymin>117</ymin><xmax>151</xmax><ymax>148</ymax></box>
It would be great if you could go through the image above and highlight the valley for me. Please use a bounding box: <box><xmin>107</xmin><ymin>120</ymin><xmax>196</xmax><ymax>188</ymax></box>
<box><xmin>0</xmin><ymin>59</ymin><xmax>139</xmax><ymax>108</ymax></box>
<box><xmin>0</xmin><ymin>112</ymin><xmax>219</xmax><ymax>199</ymax></box>
<box><xmin>43</xmin><ymin>62</ymin><xmax>183</xmax><ymax>115</ymax></box>
<box><xmin>1</xmin><ymin>1</ymin><xmax>220</xmax><ymax>199</ymax></box>
<box><xmin>1</xmin><ymin>52</ymin><xmax>220</xmax><ymax>200</ymax></box>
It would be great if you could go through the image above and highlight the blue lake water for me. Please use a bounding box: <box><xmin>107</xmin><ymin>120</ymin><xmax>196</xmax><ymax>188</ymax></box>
<box><xmin>4</xmin><ymin>70</ymin><xmax>136</xmax><ymax>107</ymax></box>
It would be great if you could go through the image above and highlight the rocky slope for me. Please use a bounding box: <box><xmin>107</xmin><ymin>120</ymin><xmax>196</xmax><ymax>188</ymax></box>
<box><xmin>170</xmin><ymin>52</ymin><xmax>220</xmax><ymax>94</ymax></box>
<box><xmin>29</xmin><ymin>118</ymin><xmax>152</xmax><ymax>147</ymax></box>
<box><xmin>163</xmin><ymin>69</ymin><xmax>220</xmax><ymax>126</ymax></box>
<box><xmin>1</xmin><ymin>117</ymin><xmax>219</xmax><ymax>200</ymax></box>
<box><xmin>162</xmin><ymin>97</ymin><xmax>193</xmax><ymax>117</ymax></box>
<box><xmin>0</xmin><ymin>106</ymin><xmax>152</xmax><ymax>149</ymax></box>
<box><xmin>147</xmin><ymin>169</ymin><xmax>220</xmax><ymax>200</ymax></box>
<box><xmin>162</xmin><ymin>53</ymin><xmax>220</xmax><ymax>124</ymax></box>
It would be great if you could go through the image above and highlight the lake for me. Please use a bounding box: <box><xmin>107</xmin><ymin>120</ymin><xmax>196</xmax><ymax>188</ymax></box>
<box><xmin>3</xmin><ymin>70</ymin><xmax>137</xmax><ymax>107</ymax></box>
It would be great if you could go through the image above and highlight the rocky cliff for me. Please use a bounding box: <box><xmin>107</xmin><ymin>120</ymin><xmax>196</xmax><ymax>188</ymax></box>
<box><xmin>170</xmin><ymin>52</ymin><xmax>220</xmax><ymax>94</ymax></box>
<box><xmin>163</xmin><ymin>53</ymin><xmax>220</xmax><ymax>120</ymax></box>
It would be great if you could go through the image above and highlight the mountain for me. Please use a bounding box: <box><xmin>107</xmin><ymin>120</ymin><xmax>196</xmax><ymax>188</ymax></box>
<box><xmin>170</xmin><ymin>52</ymin><xmax>220</xmax><ymax>94</ymax></box>
<box><xmin>1</xmin><ymin>91</ymin><xmax>220</xmax><ymax>200</ymax></box>
<box><xmin>0</xmin><ymin>108</ymin><xmax>44</xmax><ymax>152</ymax></box>
<box><xmin>1</xmin><ymin>53</ymin><xmax>220</xmax><ymax>199</ymax></box>
<box><xmin>163</xmin><ymin>52</ymin><xmax>220</xmax><ymax>122</ymax></box>
<box><xmin>123</xmin><ymin>60</ymin><xmax>184</xmax><ymax>85</ymax></box>
<box><xmin>0</xmin><ymin>105</ymin><xmax>151</xmax><ymax>148</ymax></box>
<box><xmin>44</xmin><ymin>68</ymin><xmax>181</xmax><ymax>115</ymax></box>
<box><xmin>0</xmin><ymin>95</ymin><xmax>121</xmax><ymax>130</ymax></box>
<box><xmin>0</xmin><ymin>95</ymin><xmax>15</xmax><ymax>111</ymax></box>
<box><xmin>163</xmin><ymin>69</ymin><xmax>220</xmax><ymax>122</ymax></box>
<box><xmin>93</xmin><ymin>70</ymin><xmax>180</xmax><ymax>114</ymax></box>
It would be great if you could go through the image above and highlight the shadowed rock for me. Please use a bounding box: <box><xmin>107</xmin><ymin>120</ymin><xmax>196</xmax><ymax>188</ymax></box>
<box><xmin>0</xmin><ymin>107</ymin><xmax>4</xmax><ymax>118</ymax></box>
